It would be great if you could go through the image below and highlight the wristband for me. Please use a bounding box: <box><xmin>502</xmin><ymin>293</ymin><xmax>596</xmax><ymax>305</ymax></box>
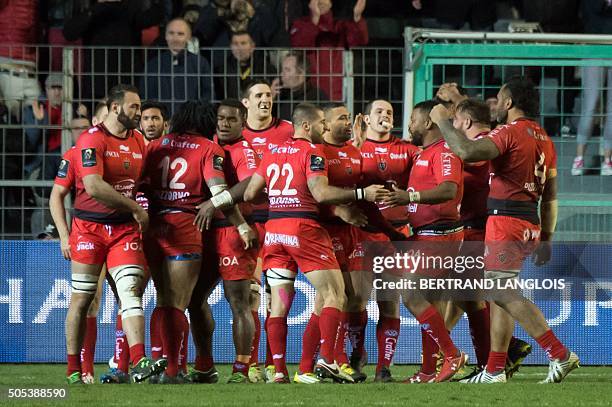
<box><xmin>211</xmin><ymin>190</ymin><xmax>234</xmax><ymax>209</ymax></box>
<box><xmin>237</xmin><ymin>222</ymin><xmax>251</xmax><ymax>235</ymax></box>
<box><xmin>408</xmin><ymin>191</ymin><xmax>420</xmax><ymax>203</ymax></box>
<box><xmin>354</xmin><ymin>188</ymin><xmax>365</xmax><ymax>201</ymax></box>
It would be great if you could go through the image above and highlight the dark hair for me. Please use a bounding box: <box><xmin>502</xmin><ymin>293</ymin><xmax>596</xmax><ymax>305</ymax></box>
<box><xmin>322</xmin><ymin>102</ymin><xmax>347</xmax><ymax>118</ymax></box>
<box><xmin>502</xmin><ymin>76</ymin><xmax>539</xmax><ymax>118</ymax></box>
<box><xmin>292</xmin><ymin>103</ymin><xmax>322</xmax><ymax>126</ymax></box>
<box><xmin>284</xmin><ymin>51</ymin><xmax>308</xmax><ymax>73</ymax></box>
<box><xmin>218</xmin><ymin>98</ymin><xmax>248</xmax><ymax>120</ymax></box>
<box><xmin>433</xmin><ymin>84</ymin><xmax>469</xmax><ymax>106</ymax></box>
<box><xmin>412</xmin><ymin>100</ymin><xmax>438</xmax><ymax>116</ymax></box>
<box><xmin>241</xmin><ymin>78</ymin><xmax>271</xmax><ymax>99</ymax></box>
<box><xmin>231</xmin><ymin>30</ymin><xmax>252</xmax><ymax>41</ymax></box>
<box><xmin>106</xmin><ymin>84</ymin><xmax>139</xmax><ymax>110</ymax></box>
<box><xmin>94</xmin><ymin>100</ymin><xmax>107</xmax><ymax>118</ymax></box>
<box><xmin>455</xmin><ymin>98</ymin><xmax>490</xmax><ymax>125</ymax></box>
<box><xmin>141</xmin><ymin>100</ymin><xmax>169</xmax><ymax>121</ymax></box>
<box><xmin>364</xmin><ymin>99</ymin><xmax>392</xmax><ymax>115</ymax></box>
<box><xmin>170</xmin><ymin>100</ymin><xmax>216</xmax><ymax>138</ymax></box>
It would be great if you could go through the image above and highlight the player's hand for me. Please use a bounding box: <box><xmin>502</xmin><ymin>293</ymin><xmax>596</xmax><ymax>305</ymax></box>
<box><xmin>132</xmin><ymin>207</ymin><xmax>149</xmax><ymax>232</ymax></box>
<box><xmin>436</xmin><ymin>82</ymin><xmax>464</xmax><ymax>104</ymax></box>
<box><xmin>76</xmin><ymin>103</ymin><xmax>88</xmax><ymax>118</ymax></box>
<box><xmin>32</xmin><ymin>101</ymin><xmax>45</xmax><ymax>121</ymax></box>
<box><xmin>238</xmin><ymin>224</ymin><xmax>259</xmax><ymax>250</ymax></box>
<box><xmin>353</xmin><ymin>0</ymin><xmax>366</xmax><ymax>22</ymax></box>
<box><xmin>59</xmin><ymin>236</ymin><xmax>71</xmax><ymax>260</ymax></box>
<box><xmin>532</xmin><ymin>240</ymin><xmax>552</xmax><ymax>266</ymax></box>
<box><xmin>429</xmin><ymin>103</ymin><xmax>452</xmax><ymax>125</ymax></box>
<box><xmin>352</xmin><ymin>113</ymin><xmax>366</xmax><ymax>149</ymax></box>
<box><xmin>194</xmin><ymin>199</ymin><xmax>215</xmax><ymax>232</ymax></box>
<box><xmin>381</xmin><ymin>184</ymin><xmax>411</xmax><ymax>207</ymax></box>
<box><xmin>364</xmin><ymin>184</ymin><xmax>389</xmax><ymax>202</ymax></box>
<box><xmin>309</xmin><ymin>0</ymin><xmax>321</xmax><ymax>24</ymax></box>
<box><xmin>334</xmin><ymin>204</ymin><xmax>367</xmax><ymax>227</ymax></box>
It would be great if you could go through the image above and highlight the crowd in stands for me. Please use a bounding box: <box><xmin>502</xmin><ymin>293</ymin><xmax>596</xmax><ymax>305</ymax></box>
<box><xmin>0</xmin><ymin>0</ymin><xmax>612</xmax><ymax>237</ymax></box>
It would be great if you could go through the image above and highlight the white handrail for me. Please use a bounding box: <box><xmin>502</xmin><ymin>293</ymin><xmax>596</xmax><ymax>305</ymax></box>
<box><xmin>407</xmin><ymin>27</ymin><xmax>612</xmax><ymax>44</ymax></box>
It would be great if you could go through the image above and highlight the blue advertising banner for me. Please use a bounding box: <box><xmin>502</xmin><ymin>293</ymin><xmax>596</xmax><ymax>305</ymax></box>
<box><xmin>0</xmin><ymin>241</ymin><xmax>610</xmax><ymax>365</ymax></box>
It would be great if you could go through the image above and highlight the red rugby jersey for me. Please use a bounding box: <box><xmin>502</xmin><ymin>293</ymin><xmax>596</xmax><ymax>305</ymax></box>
<box><xmin>360</xmin><ymin>136</ymin><xmax>419</xmax><ymax>224</ymax></box>
<box><xmin>255</xmin><ymin>137</ymin><xmax>327</xmax><ymax>218</ymax></box>
<box><xmin>213</xmin><ymin>137</ymin><xmax>260</xmax><ymax>223</ymax></box>
<box><xmin>460</xmin><ymin>132</ymin><xmax>490</xmax><ymax>225</ymax></box>
<box><xmin>407</xmin><ymin>139</ymin><xmax>464</xmax><ymax>229</ymax></box>
<box><xmin>74</xmin><ymin>124</ymin><xmax>146</xmax><ymax>223</ymax></box>
<box><xmin>487</xmin><ymin>118</ymin><xmax>557</xmax><ymax>223</ymax></box>
<box><xmin>54</xmin><ymin>146</ymin><xmax>77</xmax><ymax>189</ymax></box>
<box><xmin>242</xmin><ymin>117</ymin><xmax>294</xmax><ymax>160</ymax></box>
<box><xmin>144</xmin><ymin>133</ymin><xmax>226</xmax><ymax>213</ymax></box>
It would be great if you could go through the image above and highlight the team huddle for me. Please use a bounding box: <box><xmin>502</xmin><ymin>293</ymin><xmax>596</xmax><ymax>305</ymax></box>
<box><xmin>54</xmin><ymin>77</ymin><xmax>580</xmax><ymax>386</ymax></box>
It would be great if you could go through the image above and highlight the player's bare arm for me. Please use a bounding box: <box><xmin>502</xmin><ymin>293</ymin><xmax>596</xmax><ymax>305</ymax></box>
<box><xmin>49</xmin><ymin>184</ymin><xmax>72</xmax><ymax>260</ymax></box>
<box><xmin>307</xmin><ymin>175</ymin><xmax>388</xmax><ymax>204</ymax></box>
<box><xmin>243</xmin><ymin>172</ymin><xmax>267</xmax><ymax>202</ymax></box>
<box><xmin>430</xmin><ymin>104</ymin><xmax>500</xmax><ymax>162</ymax></box>
<box><xmin>333</xmin><ymin>204</ymin><xmax>368</xmax><ymax>227</ymax></box>
<box><xmin>534</xmin><ymin>175</ymin><xmax>558</xmax><ymax>266</ymax></box>
<box><xmin>382</xmin><ymin>182</ymin><xmax>458</xmax><ymax>207</ymax></box>
<box><xmin>82</xmin><ymin>173</ymin><xmax>149</xmax><ymax>231</ymax></box>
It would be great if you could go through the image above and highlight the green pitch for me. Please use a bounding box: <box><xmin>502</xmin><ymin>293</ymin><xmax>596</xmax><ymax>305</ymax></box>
<box><xmin>1</xmin><ymin>364</ymin><xmax>610</xmax><ymax>406</ymax></box>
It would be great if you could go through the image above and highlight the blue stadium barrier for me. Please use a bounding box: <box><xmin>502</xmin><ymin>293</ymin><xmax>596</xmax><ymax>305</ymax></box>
<box><xmin>0</xmin><ymin>241</ymin><xmax>610</xmax><ymax>365</ymax></box>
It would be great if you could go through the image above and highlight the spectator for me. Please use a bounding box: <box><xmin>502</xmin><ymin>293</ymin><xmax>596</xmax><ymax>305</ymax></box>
<box><xmin>290</xmin><ymin>0</ymin><xmax>368</xmax><ymax>101</ymax></box>
<box><xmin>272</xmin><ymin>51</ymin><xmax>328</xmax><ymax>120</ymax></box>
<box><xmin>23</xmin><ymin>74</ymin><xmax>65</xmax><ymax>180</ymax></box>
<box><xmin>63</xmin><ymin>0</ymin><xmax>164</xmax><ymax>104</ymax></box>
<box><xmin>193</xmin><ymin>0</ymin><xmax>278</xmax><ymax>47</ymax></box>
<box><xmin>428</xmin><ymin>0</ymin><xmax>496</xmax><ymax>31</ymax></box>
<box><xmin>571</xmin><ymin>0</ymin><xmax>612</xmax><ymax>176</ymax></box>
<box><xmin>262</xmin><ymin>0</ymin><xmax>309</xmax><ymax>46</ymax></box>
<box><xmin>141</xmin><ymin>18</ymin><xmax>214</xmax><ymax>115</ymax></box>
<box><xmin>214</xmin><ymin>31</ymin><xmax>276</xmax><ymax>99</ymax></box>
<box><xmin>0</xmin><ymin>0</ymin><xmax>40</xmax><ymax>123</ymax></box>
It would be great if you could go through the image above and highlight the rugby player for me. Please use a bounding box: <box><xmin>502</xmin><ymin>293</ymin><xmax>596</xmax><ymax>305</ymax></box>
<box><xmin>144</xmin><ymin>100</ymin><xmax>256</xmax><ymax>384</ymax></box>
<box><xmin>244</xmin><ymin>103</ymin><xmax>388</xmax><ymax>383</ymax></box>
<box><xmin>352</xmin><ymin>99</ymin><xmax>420</xmax><ymax>382</ymax></box>
<box><xmin>431</xmin><ymin>76</ymin><xmax>580</xmax><ymax>383</ymax></box>
<box><xmin>63</xmin><ymin>85</ymin><xmax>163</xmax><ymax>384</ymax></box>
<box><xmin>383</xmin><ymin>100</ymin><xmax>469</xmax><ymax>383</ymax></box>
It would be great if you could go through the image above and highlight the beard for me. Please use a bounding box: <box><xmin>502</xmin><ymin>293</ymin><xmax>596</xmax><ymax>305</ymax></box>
<box><xmin>495</xmin><ymin>108</ymin><xmax>508</xmax><ymax>125</ymax></box>
<box><xmin>410</xmin><ymin>131</ymin><xmax>423</xmax><ymax>147</ymax></box>
<box><xmin>118</xmin><ymin>108</ymin><xmax>139</xmax><ymax>130</ymax></box>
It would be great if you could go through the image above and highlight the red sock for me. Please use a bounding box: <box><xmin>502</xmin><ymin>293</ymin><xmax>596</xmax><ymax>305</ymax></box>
<box><xmin>267</xmin><ymin>316</ymin><xmax>288</xmax><ymax>375</ymax></box>
<box><xmin>178</xmin><ymin>312</ymin><xmax>189</xmax><ymax>373</ymax></box>
<box><xmin>467</xmin><ymin>307</ymin><xmax>491</xmax><ymax>368</ymax></box>
<box><xmin>334</xmin><ymin>312</ymin><xmax>349</xmax><ymax>366</ymax></box>
<box><xmin>536</xmin><ymin>329</ymin><xmax>567</xmax><ymax>360</ymax></box>
<box><xmin>114</xmin><ymin>315</ymin><xmax>130</xmax><ymax>373</ymax></box>
<box><xmin>376</xmin><ymin>317</ymin><xmax>400</xmax><ymax>372</ymax></box>
<box><xmin>486</xmin><ymin>351</ymin><xmax>507</xmax><ymax>373</ymax></box>
<box><xmin>232</xmin><ymin>360</ymin><xmax>249</xmax><ymax>375</ymax></box>
<box><xmin>264</xmin><ymin>312</ymin><xmax>273</xmax><ymax>367</ymax></box>
<box><xmin>67</xmin><ymin>354</ymin><xmax>81</xmax><ymax>376</ymax></box>
<box><xmin>195</xmin><ymin>355</ymin><xmax>214</xmax><ymax>372</ymax></box>
<box><xmin>348</xmin><ymin>310</ymin><xmax>367</xmax><ymax>357</ymax></box>
<box><xmin>160</xmin><ymin>307</ymin><xmax>186</xmax><ymax>376</ymax></box>
<box><xmin>129</xmin><ymin>343</ymin><xmax>145</xmax><ymax>367</ymax></box>
<box><xmin>319</xmin><ymin>307</ymin><xmax>341</xmax><ymax>363</ymax></box>
<box><xmin>150</xmin><ymin>307</ymin><xmax>163</xmax><ymax>360</ymax></box>
<box><xmin>299</xmin><ymin>313</ymin><xmax>320</xmax><ymax>373</ymax></box>
<box><xmin>416</xmin><ymin>306</ymin><xmax>457</xmax><ymax>358</ymax></box>
<box><xmin>249</xmin><ymin>310</ymin><xmax>261</xmax><ymax>365</ymax></box>
<box><xmin>80</xmin><ymin>316</ymin><xmax>97</xmax><ymax>375</ymax></box>
<box><xmin>420</xmin><ymin>327</ymin><xmax>440</xmax><ymax>374</ymax></box>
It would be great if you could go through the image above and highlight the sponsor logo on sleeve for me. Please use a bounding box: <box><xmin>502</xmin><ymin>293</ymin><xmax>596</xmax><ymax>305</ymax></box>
<box><xmin>213</xmin><ymin>155</ymin><xmax>224</xmax><ymax>171</ymax></box>
<box><xmin>57</xmin><ymin>159</ymin><xmax>69</xmax><ymax>178</ymax></box>
<box><xmin>81</xmin><ymin>148</ymin><xmax>97</xmax><ymax>167</ymax></box>
<box><xmin>310</xmin><ymin>155</ymin><xmax>325</xmax><ymax>171</ymax></box>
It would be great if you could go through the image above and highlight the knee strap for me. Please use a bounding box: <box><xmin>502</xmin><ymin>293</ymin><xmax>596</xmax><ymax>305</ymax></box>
<box><xmin>71</xmin><ymin>273</ymin><xmax>99</xmax><ymax>295</ymax></box>
<box><xmin>110</xmin><ymin>264</ymin><xmax>145</xmax><ymax>318</ymax></box>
